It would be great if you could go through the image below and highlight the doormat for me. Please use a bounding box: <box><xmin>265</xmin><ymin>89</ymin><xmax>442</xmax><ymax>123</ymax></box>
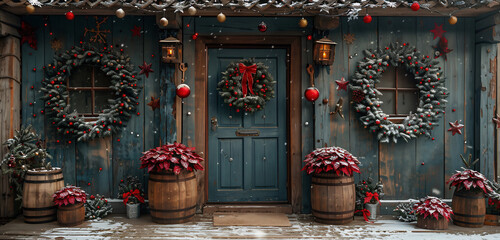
<box><xmin>213</xmin><ymin>213</ymin><xmax>291</xmax><ymax>227</ymax></box>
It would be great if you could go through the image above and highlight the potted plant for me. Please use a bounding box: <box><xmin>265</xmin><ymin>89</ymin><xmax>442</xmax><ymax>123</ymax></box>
<box><xmin>140</xmin><ymin>142</ymin><xmax>204</xmax><ymax>224</ymax></box>
<box><xmin>0</xmin><ymin>125</ymin><xmax>62</xmax><ymax>223</ymax></box>
<box><xmin>355</xmin><ymin>178</ymin><xmax>384</xmax><ymax>220</ymax></box>
<box><xmin>485</xmin><ymin>181</ymin><xmax>500</xmax><ymax>226</ymax></box>
<box><xmin>393</xmin><ymin>200</ymin><xmax>418</xmax><ymax>222</ymax></box>
<box><xmin>413</xmin><ymin>196</ymin><xmax>453</xmax><ymax>230</ymax></box>
<box><xmin>447</xmin><ymin>154</ymin><xmax>500</xmax><ymax>228</ymax></box>
<box><xmin>85</xmin><ymin>194</ymin><xmax>113</xmax><ymax>220</ymax></box>
<box><xmin>302</xmin><ymin>146</ymin><xmax>361</xmax><ymax>224</ymax></box>
<box><xmin>118</xmin><ymin>176</ymin><xmax>145</xmax><ymax>219</ymax></box>
<box><xmin>53</xmin><ymin>185</ymin><xmax>86</xmax><ymax>226</ymax></box>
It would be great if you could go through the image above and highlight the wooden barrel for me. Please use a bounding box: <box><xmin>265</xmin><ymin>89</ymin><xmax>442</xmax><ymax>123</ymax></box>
<box><xmin>57</xmin><ymin>202</ymin><xmax>85</xmax><ymax>227</ymax></box>
<box><xmin>148</xmin><ymin>171</ymin><xmax>197</xmax><ymax>224</ymax></box>
<box><xmin>417</xmin><ymin>215</ymin><xmax>449</xmax><ymax>230</ymax></box>
<box><xmin>311</xmin><ymin>173</ymin><xmax>355</xmax><ymax>224</ymax></box>
<box><xmin>23</xmin><ymin>168</ymin><xmax>64</xmax><ymax>223</ymax></box>
<box><xmin>452</xmin><ymin>188</ymin><xmax>485</xmax><ymax>228</ymax></box>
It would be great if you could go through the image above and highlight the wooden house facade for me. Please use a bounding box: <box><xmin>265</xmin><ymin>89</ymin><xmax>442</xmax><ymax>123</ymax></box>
<box><xmin>0</xmin><ymin>1</ymin><xmax>499</xmax><ymax>216</ymax></box>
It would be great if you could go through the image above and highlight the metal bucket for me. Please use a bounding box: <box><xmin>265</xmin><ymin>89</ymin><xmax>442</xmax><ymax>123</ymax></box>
<box><xmin>365</xmin><ymin>203</ymin><xmax>378</xmax><ymax>220</ymax></box>
<box><xmin>126</xmin><ymin>203</ymin><xmax>140</xmax><ymax>219</ymax></box>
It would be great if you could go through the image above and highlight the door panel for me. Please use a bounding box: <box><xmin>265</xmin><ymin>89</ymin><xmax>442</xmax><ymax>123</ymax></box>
<box><xmin>208</xmin><ymin>48</ymin><xmax>287</xmax><ymax>202</ymax></box>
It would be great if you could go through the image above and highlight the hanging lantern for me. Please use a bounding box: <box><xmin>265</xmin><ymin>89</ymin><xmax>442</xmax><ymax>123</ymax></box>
<box><xmin>313</xmin><ymin>37</ymin><xmax>337</xmax><ymax>66</ymax></box>
<box><xmin>159</xmin><ymin>36</ymin><xmax>181</xmax><ymax>63</ymax></box>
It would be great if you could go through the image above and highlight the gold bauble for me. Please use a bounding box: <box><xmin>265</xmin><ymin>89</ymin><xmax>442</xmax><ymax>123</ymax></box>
<box><xmin>298</xmin><ymin>18</ymin><xmax>308</xmax><ymax>28</ymax></box>
<box><xmin>26</xmin><ymin>4</ymin><xmax>35</xmax><ymax>14</ymax></box>
<box><xmin>116</xmin><ymin>8</ymin><xmax>126</xmax><ymax>19</ymax></box>
<box><xmin>448</xmin><ymin>16</ymin><xmax>458</xmax><ymax>25</ymax></box>
<box><xmin>217</xmin><ymin>13</ymin><xmax>226</xmax><ymax>23</ymax></box>
<box><xmin>187</xmin><ymin>6</ymin><xmax>197</xmax><ymax>16</ymax></box>
<box><xmin>159</xmin><ymin>17</ymin><xmax>169</xmax><ymax>27</ymax></box>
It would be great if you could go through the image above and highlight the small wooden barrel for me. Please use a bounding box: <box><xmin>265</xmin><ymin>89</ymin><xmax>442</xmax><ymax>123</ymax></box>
<box><xmin>148</xmin><ymin>171</ymin><xmax>197</xmax><ymax>224</ymax></box>
<box><xmin>57</xmin><ymin>203</ymin><xmax>85</xmax><ymax>227</ymax></box>
<box><xmin>484</xmin><ymin>214</ymin><xmax>500</xmax><ymax>226</ymax></box>
<box><xmin>452</xmin><ymin>188</ymin><xmax>485</xmax><ymax>228</ymax></box>
<box><xmin>311</xmin><ymin>173</ymin><xmax>355</xmax><ymax>224</ymax></box>
<box><xmin>23</xmin><ymin>168</ymin><xmax>64</xmax><ymax>223</ymax></box>
<box><xmin>417</xmin><ymin>215</ymin><xmax>449</xmax><ymax>230</ymax></box>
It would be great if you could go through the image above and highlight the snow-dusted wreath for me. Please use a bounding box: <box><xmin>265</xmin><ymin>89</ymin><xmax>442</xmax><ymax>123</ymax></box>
<box><xmin>41</xmin><ymin>45</ymin><xmax>141</xmax><ymax>142</ymax></box>
<box><xmin>217</xmin><ymin>59</ymin><xmax>275</xmax><ymax>113</ymax></box>
<box><xmin>349</xmin><ymin>42</ymin><xmax>448</xmax><ymax>143</ymax></box>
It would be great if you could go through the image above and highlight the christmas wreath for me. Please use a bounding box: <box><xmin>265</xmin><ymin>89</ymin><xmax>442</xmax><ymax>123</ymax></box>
<box><xmin>349</xmin><ymin>42</ymin><xmax>448</xmax><ymax>143</ymax></box>
<box><xmin>217</xmin><ymin>59</ymin><xmax>275</xmax><ymax>112</ymax></box>
<box><xmin>41</xmin><ymin>45</ymin><xmax>141</xmax><ymax>142</ymax></box>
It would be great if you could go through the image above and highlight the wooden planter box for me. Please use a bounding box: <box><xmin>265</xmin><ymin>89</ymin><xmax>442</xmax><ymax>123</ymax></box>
<box><xmin>57</xmin><ymin>202</ymin><xmax>85</xmax><ymax>227</ymax></box>
<box><xmin>311</xmin><ymin>173</ymin><xmax>355</xmax><ymax>224</ymax></box>
<box><xmin>484</xmin><ymin>214</ymin><xmax>500</xmax><ymax>226</ymax></box>
<box><xmin>416</xmin><ymin>215</ymin><xmax>448</xmax><ymax>230</ymax></box>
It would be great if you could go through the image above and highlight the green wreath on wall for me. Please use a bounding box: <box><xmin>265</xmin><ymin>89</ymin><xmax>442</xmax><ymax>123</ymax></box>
<box><xmin>40</xmin><ymin>45</ymin><xmax>141</xmax><ymax>142</ymax></box>
<box><xmin>349</xmin><ymin>42</ymin><xmax>449</xmax><ymax>143</ymax></box>
<box><xmin>217</xmin><ymin>59</ymin><xmax>276</xmax><ymax>113</ymax></box>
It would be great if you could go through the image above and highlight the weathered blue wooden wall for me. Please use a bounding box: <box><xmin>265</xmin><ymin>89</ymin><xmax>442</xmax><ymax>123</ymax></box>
<box><xmin>20</xmin><ymin>15</ymin><xmax>164</xmax><ymax>198</ymax></box>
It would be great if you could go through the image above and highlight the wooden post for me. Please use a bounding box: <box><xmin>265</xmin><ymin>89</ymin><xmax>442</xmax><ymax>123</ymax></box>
<box><xmin>0</xmin><ymin>9</ymin><xmax>21</xmax><ymax>218</ymax></box>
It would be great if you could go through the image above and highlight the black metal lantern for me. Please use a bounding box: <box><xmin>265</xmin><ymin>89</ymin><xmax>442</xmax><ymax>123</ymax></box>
<box><xmin>160</xmin><ymin>36</ymin><xmax>181</xmax><ymax>63</ymax></box>
<box><xmin>313</xmin><ymin>37</ymin><xmax>337</xmax><ymax>66</ymax></box>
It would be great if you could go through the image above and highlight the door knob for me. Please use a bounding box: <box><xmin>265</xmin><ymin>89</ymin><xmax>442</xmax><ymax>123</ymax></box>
<box><xmin>211</xmin><ymin>116</ymin><xmax>218</xmax><ymax>131</ymax></box>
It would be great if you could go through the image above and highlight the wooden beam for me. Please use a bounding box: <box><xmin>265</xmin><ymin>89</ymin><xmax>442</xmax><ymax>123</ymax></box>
<box><xmin>0</xmin><ymin>9</ymin><xmax>20</xmax><ymax>28</ymax></box>
<box><xmin>497</xmin><ymin>43</ymin><xmax>500</xmax><ymax>183</ymax></box>
<box><xmin>476</xmin><ymin>25</ymin><xmax>500</xmax><ymax>43</ymax></box>
<box><xmin>476</xmin><ymin>11</ymin><xmax>500</xmax><ymax>31</ymax></box>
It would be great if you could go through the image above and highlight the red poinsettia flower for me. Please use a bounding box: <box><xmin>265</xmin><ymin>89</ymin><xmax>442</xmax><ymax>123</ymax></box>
<box><xmin>302</xmin><ymin>146</ymin><xmax>361</xmax><ymax>176</ymax></box>
<box><xmin>140</xmin><ymin>142</ymin><xmax>204</xmax><ymax>174</ymax></box>
<box><xmin>447</xmin><ymin>169</ymin><xmax>494</xmax><ymax>194</ymax></box>
<box><xmin>52</xmin><ymin>185</ymin><xmax>87</xmax><ymax>207</ymax></box>
<box><xmin>413</xmin><ymin>196</ymin><xmax>453</xmax><ymax>221</ymax></box>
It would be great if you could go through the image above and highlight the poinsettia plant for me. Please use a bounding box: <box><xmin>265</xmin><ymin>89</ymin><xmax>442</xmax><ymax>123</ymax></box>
<box><xmin>140</xmin><ymin>142</ymin><xmax>204</xmax><ymax>175</ymax></box>
<box><xmin>302</xmin><ymin>146</ymin><xmax>361</xmax><ymax>176</ymax></box>
<box><xmin>53</xmin><ymin>185</ymin><xmax>87</xmax><ymax>207</ymax></box>
<box><xmin>447</xmin><ymin>154</ymin><xmax>499</xmax><ymax>198</ymax></box>
<box><xmin>117</xmin><ymin>176</ymin><xmax>145</xmax><ymax>205</ymax></box>
<box><xmin>413</xmin><ymin>196</ymin><xmax>453</xmax><ymax>221</ymax></box>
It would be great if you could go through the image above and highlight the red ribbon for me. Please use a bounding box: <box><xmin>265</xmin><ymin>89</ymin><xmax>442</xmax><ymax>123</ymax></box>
<box><xmin>238</xmin><ymin>63</ymin><xmax>257</xmax><ymax>97</ymax></box>
<box><xmin>355</xmin><ymin>209</ymin><xmax>374</xmax><ymax>223</ymax></box>
<box><xmin>122</xmin><ymin>189</ymin><xmax>144</xmax><ymax>204</ymax></box>
<box><xmin>364</xmin><ymin>192</ymin><xmax>380</xmax><ymax>204</ymax></box>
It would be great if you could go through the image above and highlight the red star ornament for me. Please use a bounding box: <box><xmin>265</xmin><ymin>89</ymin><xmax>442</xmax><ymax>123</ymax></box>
<box><xmin>493</xmin><ymin>114</ymin><xmax>500</xmax><ymax>128</ymax></box>
<box><xmin>447</xmin><ymin>120</ymin><xmax>464</xmax><ymax>136</ymax></box>
<box><xmin>139</xmin><ymin>62</ymin><xmax>154</xmax><ymax>78</ymax></box>
<box><xmin>430</xmin><ymin>23</ymin><xmax>446</xmax><ymax>39</ymax></box>
<box><xmin>335</xmin><ymin>77</ymin><xmax>349</xmax><ymax>91</ymax></box>
<box><xmin>147</xmin><ymin>96</ymin><xmax>160</xmax><ymax>111</ymax></box>
<box><xmin>131</xmin><ymin>25</ymin><xmax>141</xmax><ymax>37</ymax></box>
<box><xmin>19</xmin><ymin>21</ymin><xmax>37</xmax><ymax>50</ymax></box>
<box><xmin>433</xmin><ymin>37</ymin><xmax>453</xmax><ymax>61</ymax></box>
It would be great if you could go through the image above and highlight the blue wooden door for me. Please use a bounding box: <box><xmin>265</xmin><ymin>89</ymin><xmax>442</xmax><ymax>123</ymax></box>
<box><xmin>207</xmin><ymin>48</ymin><xmax>287</xmax><ymax>202</ymax></box>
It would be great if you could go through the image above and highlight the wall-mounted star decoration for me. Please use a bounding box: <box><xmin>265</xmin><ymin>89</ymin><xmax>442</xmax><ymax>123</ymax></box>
<box><xmin>430</xmin><ymin>23</ymin><xmax>446</xmax><ymax>39</ymax></box>
<box><xmin>131</xmin><ymin>25</ymin><xmax>141</xmax><ymax>37</ymax></box>
<box><xmin>343</xmin><ymin>33</ymin><xmax>355</xmax><ymax>45</ymax></box>
<box><xmin>147</xmin><ymin>96</ymin><xmax>160</xmax><ymax>111</ymax></box>
<box><xmin>447</xmin><ymin>120</ymin><xmax>464</xmax><ymax>136</ymax></box>
<box><xmin>493</xmin><ymin>114</ymin><xmax>500</xmax><ymax>128</ymax></box>
<box><xmin>19</xmin><ymin>21</ymin><xmax>37</xmax><ymax>50</ymax></box>
<box><xmin>139</xmin><ymin>61</ymin><xmax>154</xmax><ymax>78</ymax></box>
<box><xmin>50</xmin><ymin>38</ymin><xmax>63</xmax><ymax>52</ymax></box>
<box><xmin>335</xmin><ymin>77</ymin><xmax>349</xmax><ymax>91</ymax></box>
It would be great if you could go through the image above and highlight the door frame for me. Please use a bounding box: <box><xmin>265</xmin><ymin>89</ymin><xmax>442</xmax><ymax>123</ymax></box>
<box><xmin>194</xmin><ymin>36</ymin><xmax>302</xmax><ymax>212</ymax></box>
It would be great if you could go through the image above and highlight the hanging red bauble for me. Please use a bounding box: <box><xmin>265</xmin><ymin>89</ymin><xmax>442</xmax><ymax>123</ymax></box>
<box><xmin>65</xmin><ymin>11</ymin><xmax>75</xmax><ymax>20</ymax></box>
<box><xmin>258</xmin><ymin>22</ymin><xmax>267</xmax><ymax>32</ymax></box>
<box><xmin>192</xmin><ymin>33</ymin><xmax>198</xmax><ymax>40</ymax></box>
<box><xmin>411</xmin><ymin>1</ymin><xmax>420</xmax><ymax>11</ymax></box>
<box><xmin>304</xmin><ymin>87</ymin><xmax>319</xmax><ymax>102</ymax></box>
<box><xmin>176</xmin><ymin>84</ymin><xmax>191</xmax><ymax>98</ymax></box>
<box><xmin>363</xmin><ymin>14</ymin><xmax>372</xmax><ymax>23</ymax></box>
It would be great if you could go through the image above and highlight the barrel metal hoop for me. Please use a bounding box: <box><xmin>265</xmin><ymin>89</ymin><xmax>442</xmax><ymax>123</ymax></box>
<box><xmin>24</xmin><ymin>177</ymin><xmax>64</xmax><ymax>184</ymax></box>
<box><xmin>311</xmin><ymin>181</ymin><xmax>354</xmax><ymax>186</ymax></box>
<box><xmin>453</xmin><ymin>212</ymin><xmax>485</xmax><ymax>218</ymax></box>
<box><xmin>24</xmin><ymin>214</ymin><xmax>56</xmax><ymax>219</ymax></box>
<box><xmin>23</xmin><ymin>206</ymin><xmax>57</xmax><ymax>211</ymax></box>
<box><xmin>312</xmin><ymin>209</ymin><xmax>354</xmax><ymax>215</ymax></box>
<box><xmin>452</xmin><ymin>219</ymin><xmax>484</xmax><ymax>225</ymax></box>
<box><xmin>57</xmin><ymin>206</ymin><xmax>83</xmax><ymax>211</ymax></box>
<box><xmin>150</xmin><ymin>205</ymin><xmax>196</xmax><ymax>213</ymax></box>
<box><xmin>149</xmin><ymin>175</ymin><xmax>196</xmax><ymax>183</ymax></box>
<box><xmin>454</xmin><ymin>193</ymin><xmax>484</xmax><ymax>199</ymax></box>
<box><xmin>314</xmin><ymin>215</ymin><xmax>353</xmax><ymax>222</ymax></box>
<box><xmin>152</xmin><ymin>213</ymin><xmax>195</xmax><ymax>221</ymax></box>
<box><xmin>24</xmin><ymin>219</ymin><xmax>56</xmax><ymax>224</ymax></box>
<box><xmin>313</xmin><ymin>175</ymin><xmax>351</xmax><ymax>179</ymax></box>
<box><xmin>26</xmin><ymin>171</ymin><xmax>62</xmax><ymax>176</ymax></box>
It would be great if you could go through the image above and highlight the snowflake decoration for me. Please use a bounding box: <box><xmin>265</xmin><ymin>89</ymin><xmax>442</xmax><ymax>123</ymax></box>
<box><xmin>343</xmin><ymin>33</ymin><xmax>356</xmax><ymax>45</ymax></box>
<box><xmin>84</xmin><ymin>17</ymin><xmax>110</xmax><ymax>44</ymax></box>
<box><xmin>50</xmin><ymin>38</ymin><xmax>63</xmax><ymax>52</ymax></box>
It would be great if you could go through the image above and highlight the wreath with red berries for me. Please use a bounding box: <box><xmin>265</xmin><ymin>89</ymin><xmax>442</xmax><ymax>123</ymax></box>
<box><xmin>40</xmin><ymin>45</ymin><xmax>141</xmax><ymax>142</ymax></box>
<box><xmin>349</xmin><ymin>42</ymin><xmax>448</xmax><ymax>143</ymax></box>
<box><xmin>217</xmin><ymin>59</ymin><xmax>275</xmax><ymax>112</ymax></box>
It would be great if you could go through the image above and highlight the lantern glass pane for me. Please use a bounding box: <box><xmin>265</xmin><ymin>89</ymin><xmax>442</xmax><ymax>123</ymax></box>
<box><xmin>319</xmin><ymin>44</ymin><xmax>331</xmax><ymax>61</ymax></box>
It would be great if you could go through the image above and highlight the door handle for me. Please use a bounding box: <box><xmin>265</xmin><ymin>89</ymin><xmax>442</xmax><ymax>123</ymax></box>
<box><xmin>211</xmin><ymin>117</ymin><xmax>218</xmax><ymax>131</ymax></box>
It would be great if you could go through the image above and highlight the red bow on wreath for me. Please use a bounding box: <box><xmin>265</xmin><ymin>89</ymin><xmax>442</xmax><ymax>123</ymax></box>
<box><xmin>238</xmin><ymin>63</ymin><xmax>257</xmax><ymax>97</ymax></box>
<box><xmin>122</xmin><ymin>189</ymin><xmax>144</xmax><ymax>204</ymax></box>
<box><xmin>364</xmin><ymin>192</ymin><xmax>380</xmax><ymax>204</ymax></box>
<box><xmin>355</xmin><ymin>209</ymin><xmax>374</xmax><ymax>223</ymax></box>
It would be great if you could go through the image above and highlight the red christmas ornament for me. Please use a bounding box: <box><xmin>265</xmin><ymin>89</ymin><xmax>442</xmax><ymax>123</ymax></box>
<box><xmin>411</xmin><ymin>1</ymin><xmax>420</xmax><ymax>11</ymax></box>
<box><xmin>192</xmin><ymin>33</ymin><xmax>199</xmax><ymax>40</ymax></box>
<box><xmin>176</xmin><ymin>83</ymin><xmax>191</xmax><ymax>98</ymax></box>
<box><xmin>363</xmin><ymin>14</ymin><xmax>372</xmax><ymax>24</ymax></box>
<box><xmin>258</xmin><ymin>22</ymin><xmax>267</xmax><ymax>32</ymax></box>
<box><xmin>304</xmin><ymin>87</ymin><xmax>319</xmax><ymax>102</ymax></box>
<box><xmin>65</xmin><ymin>11</ymin><xmax>75</xmax><ymax>20</ymax></box>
